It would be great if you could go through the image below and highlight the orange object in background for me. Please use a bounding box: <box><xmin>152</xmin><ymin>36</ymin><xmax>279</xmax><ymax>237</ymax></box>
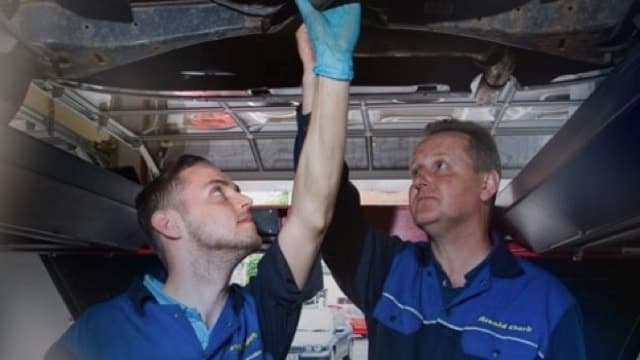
<box><xmin>329</xmin><ymin>304</ymin><xmax>368</xmax><ymax>337</ymax></box>
<box><xmin>185</xmin><ymin>112</ymin><xmax>236</xmax><ymax>130</ymax></box>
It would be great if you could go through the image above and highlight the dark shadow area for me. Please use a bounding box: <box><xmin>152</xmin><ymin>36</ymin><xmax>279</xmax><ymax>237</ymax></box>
<box><xmin>41</xmin><ymin>253</ymin><xmax>164</xmax><ymax>319</ymax></box>
<box><xmin>369</xmin><ymin>0</ymin><xmax>532</xmax><ymax>22</ymax></box>
<box><xmin>80</xmin><ymin>27</ymin><xmax>602</xmax><ymax>92</ymax></box>
<box><xmin>532</xmin><ymin>257</ymin><xmax>640</xmax><ymax>360</ymax></box>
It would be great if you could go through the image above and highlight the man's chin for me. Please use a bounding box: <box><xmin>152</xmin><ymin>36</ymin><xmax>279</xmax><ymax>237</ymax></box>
<box><xmin>201</xmin><ymin>233</ymin><xmax>261</xmax><ymax>252</ymax></box>
<box><xmin>412</xmin><ymin>213</ymin><xmax>437</xmax><ymax>230</ymax></box>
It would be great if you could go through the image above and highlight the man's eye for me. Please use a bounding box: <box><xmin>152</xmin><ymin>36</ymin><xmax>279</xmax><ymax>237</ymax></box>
<box><xmin>211</xmin><ymin>188</ymin><xmax>224</xmax><ymax>197</ymax></box>
<box><xmin>435</xmin><ymin>160</ymin><xmax>448</xmax><ymax>170</ymax></box>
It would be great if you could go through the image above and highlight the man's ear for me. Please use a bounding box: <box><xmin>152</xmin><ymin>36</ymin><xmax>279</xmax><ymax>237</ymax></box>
<box><xmin>151</xmin><ymin>209</ymin><xmax>182</xmax><ymax>240</ymax></box>
<box><xmin>480</xmin><ymin>170</ymin><xmax>500</xmax><ymax>202</ymax></box>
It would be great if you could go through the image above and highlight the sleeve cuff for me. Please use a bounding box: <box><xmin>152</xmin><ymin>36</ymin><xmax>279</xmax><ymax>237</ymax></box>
<box><xmin>255</xmin><ymin>240</ymin><xmax>323</xmax><ymax>303</ymax></box>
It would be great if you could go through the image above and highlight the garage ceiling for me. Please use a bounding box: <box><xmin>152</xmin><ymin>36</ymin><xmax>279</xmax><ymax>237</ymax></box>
<box><xmin>10</xmin><ymin>69</ymin><xmax>605</xmax><ymax>194</ymax></box>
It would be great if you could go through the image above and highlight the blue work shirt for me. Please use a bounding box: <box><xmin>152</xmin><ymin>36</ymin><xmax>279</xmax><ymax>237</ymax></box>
<box><xmin>143</xmin><ymin>274</ymin><xmax>213</xmax><ymax>349</ymax></box>
<box><xmin>369</xmin><ymin>239</ymin><xmax>585</xmax><ymax>359</ymax></box>
<box><xmin>45</xmin><ymin>241</ymin><xmax>322</xmax><ymax>360</ymax></box>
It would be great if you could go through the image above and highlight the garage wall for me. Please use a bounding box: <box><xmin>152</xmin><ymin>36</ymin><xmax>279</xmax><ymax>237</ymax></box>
<box><xmin>0</xmin><ymin>253</ymin><xmax>70</xmax><ymax>360</ymax></box>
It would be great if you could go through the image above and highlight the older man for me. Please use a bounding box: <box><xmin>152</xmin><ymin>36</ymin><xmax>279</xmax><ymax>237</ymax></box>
<box><xmin>295</xmin><ymin>86</ymin><xmax>586</xmax><ymax>358</ymax></box>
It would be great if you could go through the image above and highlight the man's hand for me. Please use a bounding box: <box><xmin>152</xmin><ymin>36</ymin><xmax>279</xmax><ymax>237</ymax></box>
<box><xmin>294</xmin><ymin>0</ymin><xmax>361</xmax><ymax>81</ymax></box>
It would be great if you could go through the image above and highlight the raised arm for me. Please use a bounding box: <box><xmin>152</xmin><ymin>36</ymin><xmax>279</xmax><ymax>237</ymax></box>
<box><xmin>278</xmin><ymin>0</ymin><xmax>361</xmax><ymax>289</ymax></box>
<box><xmin>292</xmin><ymin>8</ymin><xmax>404</xmax><ymax>313</ymax></box>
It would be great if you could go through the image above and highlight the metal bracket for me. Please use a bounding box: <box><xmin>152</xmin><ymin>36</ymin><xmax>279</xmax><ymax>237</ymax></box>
<box><xmin>474</xmin><ymin>47</ymin><xmax>516</xmax><ymax>105</ymax></box>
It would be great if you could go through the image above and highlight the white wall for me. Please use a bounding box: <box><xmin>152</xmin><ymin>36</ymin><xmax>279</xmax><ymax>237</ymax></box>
<box><xmin>0</xmin><ymin>253</ymin><xmax>71</xmax><ymax>360</ymax></box>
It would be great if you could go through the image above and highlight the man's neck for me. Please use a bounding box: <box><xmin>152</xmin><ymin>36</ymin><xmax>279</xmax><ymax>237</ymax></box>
<box><xmin>164</xmin><ymin>249</ymin><xmax>241</xmax><ymax>328</ymax></box>
<box><xmin>429</xmin><ymin>222</ymin><xmax>492</xmax><ymax>288</ymax></box>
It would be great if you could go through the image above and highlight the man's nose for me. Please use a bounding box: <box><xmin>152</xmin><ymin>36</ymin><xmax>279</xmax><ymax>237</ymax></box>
<box><xmin>238</xmin><ymin>193</ymin><xmax>253</xmax><ymax>209</ymax></box>
<box><xmin>240</xmin><ymin>194</ymin><xmax>253</xmax><ymax>207</ymax></box>
<box><xmin>412</xmin><ymin>168</ymin><xmax>432</xmax><ymax>190</ymax></box>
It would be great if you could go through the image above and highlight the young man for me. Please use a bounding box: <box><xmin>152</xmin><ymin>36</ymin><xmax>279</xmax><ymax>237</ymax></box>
<box><xmin>295</xmin><ymin>91</ymin><xmax>587</xmax><ymax>357</ymax></box>
<box><xmin>44</xmin><ymin>1</ymin><xmax>360</xmax><ymax>359</ymax></box>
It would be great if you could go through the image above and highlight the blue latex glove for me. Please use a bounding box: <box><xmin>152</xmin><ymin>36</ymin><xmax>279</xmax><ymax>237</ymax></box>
<box><xmin>295</xmin><ymin>0</ymin><xmax>361</xmax><ymax>81</ymax></box>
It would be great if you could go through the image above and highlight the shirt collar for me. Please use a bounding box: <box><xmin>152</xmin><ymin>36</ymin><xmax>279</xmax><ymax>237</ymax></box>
<box><xmin>126</xmin><ymin>273</ymin><xmax>246</xmax><ymax>317</ymax></box>
<box><xmin>143</xmin><ymin>274</ymin><xmax>180</xmax><ymax>305</ymax></box>
<box><xmin>126</xmin><ymin>267</ymin><xmax>167</xmax><ymax>314</ymax></box>
<box><xmin>413</xmin><ymin>231</ymin><xmax>524</xmax><ymax>278</ymax></box>
<box><xmin>127</xmin><ymin>276</ymin><xmax>156</xmax><ymax>314</ymax></box>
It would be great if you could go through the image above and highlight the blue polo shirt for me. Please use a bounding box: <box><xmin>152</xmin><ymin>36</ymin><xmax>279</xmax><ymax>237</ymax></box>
<box><xmin>45</xmin><ymin>241</ymin><xmax>322</xmax><ymax>360</ymax></box>
<box><xmin>294</xmin><ymin>109</ymin><xmax>586</xmax><ymax>359</ymax></box>
<box><xmin>368</xmin><ymin>238</ymin><xmax>586</xmax><ymax>359</ymax></box>
<box><xmin>142</xmin><ymin>274</ymin><xmax>214</xmax><ymax>349</ymax></box>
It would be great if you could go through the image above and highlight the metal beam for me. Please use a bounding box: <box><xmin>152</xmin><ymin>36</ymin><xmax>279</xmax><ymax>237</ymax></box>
<box><xmin>136</xmin><ymin>126</ymin><xmax>561</xmax><ymax>142</ymax></box>
<box><xmin>0</xmin><ymin>125</ymin><xmax>145</xmax><ymax>251</ymax></box>
<box><xmin>101</xmin><ymin>100</ymin><xmax>584</xmax><ymax>116</ymax></box>
<box><xmin>497</xmin><ymin>42</ymin><xmax>640</xmax><ymax>252</ymax></box>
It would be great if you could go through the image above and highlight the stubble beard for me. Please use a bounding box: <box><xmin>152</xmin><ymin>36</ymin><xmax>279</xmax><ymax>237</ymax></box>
<box><xmin>186</xmin><ymin>217</ymin><xmax>261</xmax><ymax>255</ymax></box>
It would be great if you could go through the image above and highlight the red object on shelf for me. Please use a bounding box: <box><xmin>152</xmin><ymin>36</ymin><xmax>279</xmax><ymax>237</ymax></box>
<box><xmin>185</xmin><ymin>112</ymin><xmax>236</xmax><ymax>130</ymax></box>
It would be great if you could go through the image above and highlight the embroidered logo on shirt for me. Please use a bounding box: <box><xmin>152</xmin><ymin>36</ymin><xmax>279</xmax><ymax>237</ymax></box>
<box><xmin>229</xmin><ymin>332</ymin><xmax>259</xmax><ymax>351</ymax></box>
<box><xmin>478</xmin><ymin>316</ymin><xmax>533</xmax><ymax>333</ymax></box>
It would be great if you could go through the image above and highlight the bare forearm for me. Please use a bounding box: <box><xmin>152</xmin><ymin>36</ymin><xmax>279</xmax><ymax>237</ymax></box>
<box><xmin>282</xmin><ymin>0</ymin><xmax>359</xmax><ymax>289</ymax></box>
<box><xmin>301</xmin><ymin>72</ymin><xmax>316</xmax><ymax>114</ymax></box>
<box><xmin>294</xmin><ymin>77</ymin><xmax>349</xmax><ymax>232</ymax></box>
<box><xmin>279</xmin><ymin>76</ymin><xmax>349</xmax><ymax>289</ymax></box>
